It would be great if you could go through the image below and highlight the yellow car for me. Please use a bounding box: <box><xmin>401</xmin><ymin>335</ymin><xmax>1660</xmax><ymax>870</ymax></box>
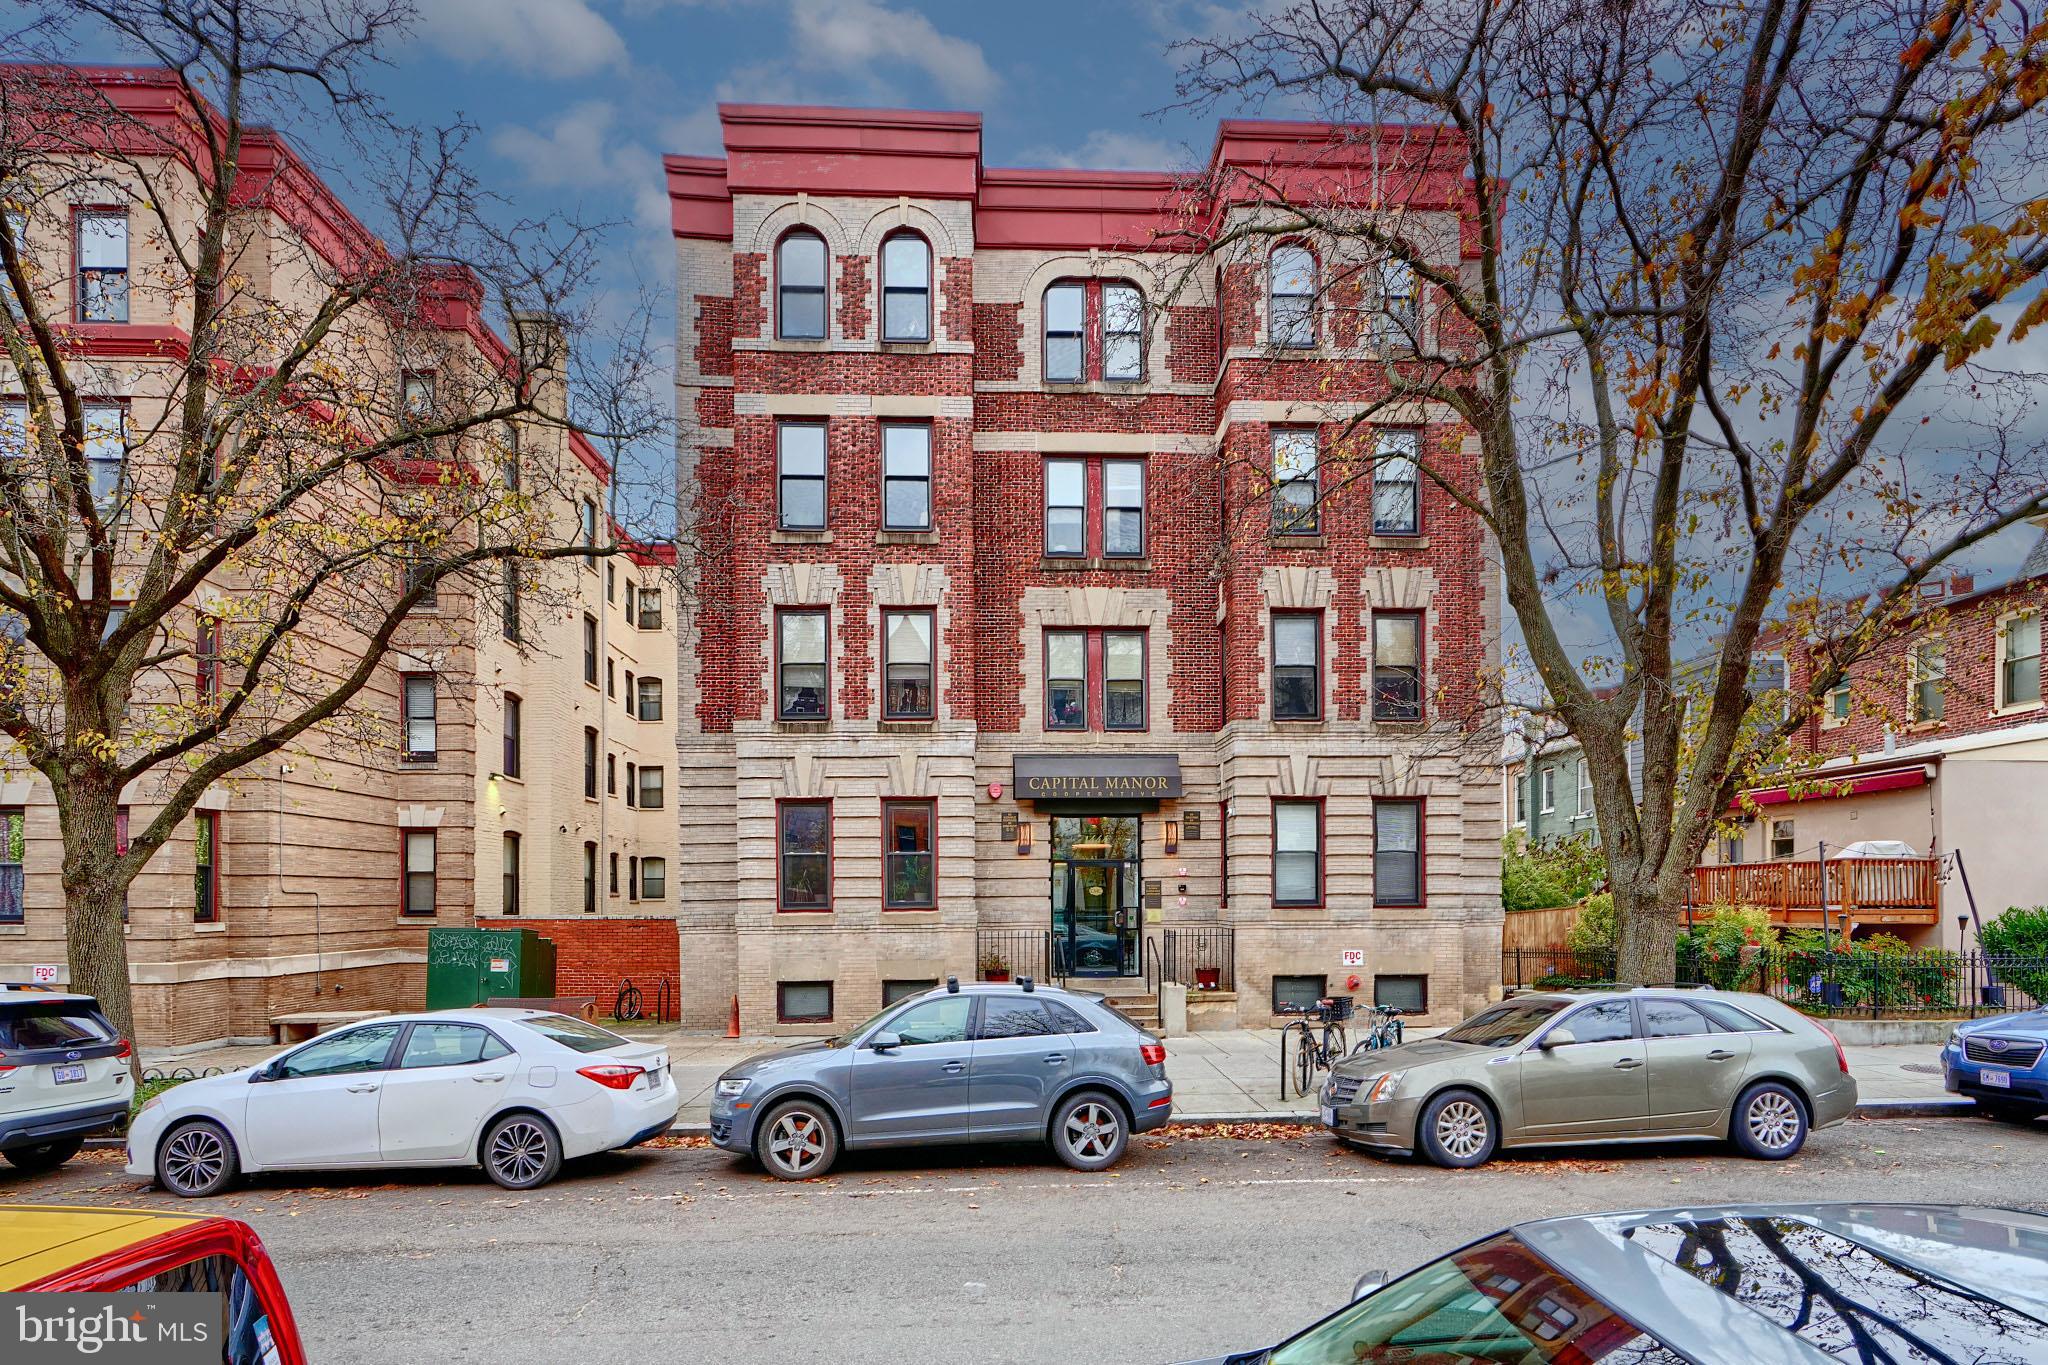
<box><xmin>1</xmin><ymin>1204</ymin><xmax>308</xmax><ymax>1362</ymax></box>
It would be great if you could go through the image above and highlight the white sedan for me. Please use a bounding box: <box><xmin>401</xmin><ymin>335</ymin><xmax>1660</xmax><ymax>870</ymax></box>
<box><xmin>127</xmin><ymin>1010</ymin><xmax>678</xmax><ymax>1196</ymax></box>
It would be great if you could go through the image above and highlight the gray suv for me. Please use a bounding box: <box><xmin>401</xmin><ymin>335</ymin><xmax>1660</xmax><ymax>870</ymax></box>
<box><xmin>709</xmin><ymin>980</ymin><xmax>1172</xmax><ymax>1179</ymax></box>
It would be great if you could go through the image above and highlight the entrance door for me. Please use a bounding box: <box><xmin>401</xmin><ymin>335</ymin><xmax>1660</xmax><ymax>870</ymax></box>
<box><xmin>1050</xmin><ymin>816</ymin><xmax>1140</xmax><ymax>977</ymax></box>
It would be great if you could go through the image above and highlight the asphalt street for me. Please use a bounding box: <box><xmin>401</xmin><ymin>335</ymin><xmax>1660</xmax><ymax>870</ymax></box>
<box><xmin>10</xmin><ymin>1116</ymin><xmax>2046</xmax><ymax>1364</ymax></box>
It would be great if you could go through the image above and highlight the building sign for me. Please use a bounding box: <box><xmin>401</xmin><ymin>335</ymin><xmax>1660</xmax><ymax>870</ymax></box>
<box><xmin>1013</xmin><ymin>754</ymin><xmax>1184</xmax><ymax>801</ymax></box>
<box><xmin>1340</xmin><ymin>949</ymin><xmax>1365</xmax><ymax>968</ymax></box>
<box><xmin>30</xmin><ymin>964</ymin><xmax>60</xmax><ymax>985</ymax></box>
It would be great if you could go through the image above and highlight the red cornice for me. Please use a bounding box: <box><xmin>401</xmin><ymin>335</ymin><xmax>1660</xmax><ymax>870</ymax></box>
<box><xmin>48</xmin><ymin>323</ymin><xmax>192</xmax><ymax>361</ymax></box>
<box><xmin>664</xmin><ymin>106</ymin><xmax>1474</xmax><ymax>252</ymax></box>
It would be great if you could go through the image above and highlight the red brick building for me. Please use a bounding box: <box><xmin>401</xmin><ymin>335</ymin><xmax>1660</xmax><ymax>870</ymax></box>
<box><xmin>667</xmin><ymin>107</ymin><xmax>1504</xmax><ymax>1031</ymax></box>
<box><xmin>1695</xmin><ymin>532</ymin><xmax>2048</xmax><ymax>945</ymax></box>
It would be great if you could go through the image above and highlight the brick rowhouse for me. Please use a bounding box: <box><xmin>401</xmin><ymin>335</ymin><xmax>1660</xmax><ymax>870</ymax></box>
<box><xmin>668</xmin><ymin>106</ymin><xmax>1504</xmax><ymax>1032</ymax></box>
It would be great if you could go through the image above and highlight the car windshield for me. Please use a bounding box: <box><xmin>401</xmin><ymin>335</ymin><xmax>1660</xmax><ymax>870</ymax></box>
<box><xmin>520</xmin><ymin>1014</ymin><xmax>633</xmax><ymax>1054</ymax></box>
<box><xmin>1625</xmin><ymin>1216</ymin><xmax>2048</xmax><ymax>1363</ymax></box>
<box><xmin>1266</xmin><ymin>1232</ymin><xmax>1686</xmax><ymax>1364</ymax></box>
<box><xmin>1440</xmin><ymin>1000</ymin><xmax>1568</xmax><ymax>1049</ymax></box>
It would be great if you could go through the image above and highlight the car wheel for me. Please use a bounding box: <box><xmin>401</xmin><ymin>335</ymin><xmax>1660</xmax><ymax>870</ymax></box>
<box><xmin>1417</xmin><ymin>1089</ymin><xmax>1497</xmax><ymax>1168</ymax></box>
<box><xmin>1051</xmin><ymin>1091</ymin><xmax>1129</xmax><ymax>1172</ymax></box>
<box><xmin>3</xmin><ymin>1137</ymin><xmax>84</xmax><ymax>1174</ymax></box>
<box><xmin>483</xmin><ymin>1113</ymin><xmax>563</xmax><ymax>1190</ymax></box>
<box><xmin>755</xmin><ymin>1099</ymin><xmax>839</xmax><ymax>1180</ymax></box>
<box><xmin>1733</xmin><ymin>1081</ymin><xmax>1809</xmax><ymax>1159</ymax></box>
<box><xmin>157</xmin><ymin>1120</ymin><xmax>239</xmax><ymax>1197</ymax></box>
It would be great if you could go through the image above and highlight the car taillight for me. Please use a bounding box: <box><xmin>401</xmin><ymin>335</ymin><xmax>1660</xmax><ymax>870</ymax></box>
<box><xmin>1818</xmin><ymin>1024</ymin><xmax>1849</xmax><ymax>1075</ymax></box>
<box><xmin>1140</xmin><ymin>1043</ymin><xmax>1166</xmax><ymax>1066</ymax></box>
<box><xmin>577</xmin><ymin>1064</ymin><xmax>644</xmax><ymax>1090</ymax></box>
<box><xmin>115</xmin><ymin>1038</ymin><xmax>132</xmax><ymax>1060</ymax></box>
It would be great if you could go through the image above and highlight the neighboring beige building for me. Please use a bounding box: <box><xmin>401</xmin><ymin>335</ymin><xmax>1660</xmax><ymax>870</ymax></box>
<box><xmin>0</xmin><ymin>70</ymin><xmax>677</xmax><ymax>1046</ymax></box>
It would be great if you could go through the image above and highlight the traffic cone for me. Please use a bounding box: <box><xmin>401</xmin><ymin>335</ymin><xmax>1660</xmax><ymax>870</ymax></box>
<box><xmin>726</xmin><ymin>994</ymin><xmax>741</xmax><ymax>1039</ymax></box>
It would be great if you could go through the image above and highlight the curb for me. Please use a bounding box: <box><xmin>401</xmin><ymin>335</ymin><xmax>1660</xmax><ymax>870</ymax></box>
<box><xmin>1852</xmin><ymin>1097</ymin><xmax>1976</xmax><ymax>1119</ymax></box>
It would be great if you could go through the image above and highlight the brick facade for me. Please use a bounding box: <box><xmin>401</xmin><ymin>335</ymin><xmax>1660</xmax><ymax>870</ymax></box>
<box><xmin>669</xmin><ymin>107</ymin><xmax>1504</xmax><ymax>1032</ymax></box>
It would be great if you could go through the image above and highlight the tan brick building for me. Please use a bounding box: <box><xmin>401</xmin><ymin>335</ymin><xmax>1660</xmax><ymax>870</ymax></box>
<box><xmin>668</xmin><ymin>107</ymin><xmax>1504</xmax><ymax>1034</ymax></box>
<box><xmin>0</xmin><ymin>70</ymin><xmax>677</xmax><ymax>1046</ymax></box>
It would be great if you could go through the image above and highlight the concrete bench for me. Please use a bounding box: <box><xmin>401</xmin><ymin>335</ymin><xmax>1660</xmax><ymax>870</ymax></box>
<box><xmin>486</xmin><ymin>995</ymin><xmax>598</xmax><ymax>1021</ymax></box>
<box><xmin>269</xmin><ymin>1009</ymin><xmax>391</xmax><ymax>1044</ymax></box>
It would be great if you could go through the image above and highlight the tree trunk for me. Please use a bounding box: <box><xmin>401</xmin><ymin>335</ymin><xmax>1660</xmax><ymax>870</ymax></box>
<box><xmin>58</xmin><ymin>773</ymin><xmax>141</xmax><ymax>1080</ymax></box>
<box><xmin>1613</xmin><ymin>872</ymin><xmax>1681</xmax><ymax>985</ymax></box>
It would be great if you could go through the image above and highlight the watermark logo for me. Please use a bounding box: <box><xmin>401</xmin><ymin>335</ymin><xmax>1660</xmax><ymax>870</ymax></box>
<box><xmin>4</xmin><ymin>1294</ymin><xmax>217</xmax><ymax>1364</ymax></box>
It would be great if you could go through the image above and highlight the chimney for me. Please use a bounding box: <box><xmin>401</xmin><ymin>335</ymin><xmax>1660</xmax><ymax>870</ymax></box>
<box><xmin>1947</xmin><ymin>573</ymin><xmax>1974</xmax><ymax>597</ymax></box>
<box><xmin>510</xmin><ymin>310</ymin><xmax>567</xmax><ymax>422</ymax></box>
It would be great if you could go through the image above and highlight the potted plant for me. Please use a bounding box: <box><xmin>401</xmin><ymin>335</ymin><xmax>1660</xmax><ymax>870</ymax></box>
<box><xmin>978</xmin><ymin>950</ymin><xmax>1010</xmax><ymax>982</ymax></box>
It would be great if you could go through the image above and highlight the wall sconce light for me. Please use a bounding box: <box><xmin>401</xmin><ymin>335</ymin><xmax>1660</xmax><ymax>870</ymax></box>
<box><xmin>1163</xmin><ymin>820</ymin><xmax>1180</xmax><ymax>855</ymax></box>
<box><xmin>1015</xmin><ymin>822</ymin><xmax>1033</xmax><ymax>856</ymax></box>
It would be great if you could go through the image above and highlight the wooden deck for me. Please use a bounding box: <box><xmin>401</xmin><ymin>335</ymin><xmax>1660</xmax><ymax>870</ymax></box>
<box><xmin>1687</xmin><ymin>857</ymin><xmax>1941</xmax><ymax>930</ymax></box>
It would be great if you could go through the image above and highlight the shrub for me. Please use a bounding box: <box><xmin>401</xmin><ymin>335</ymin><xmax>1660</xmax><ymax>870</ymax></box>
<box><xmin>1976</xmin><ymin>906</ymin><xmax>2048</xmax><ymax>1003</ymax></box>
<box><xmin>1564</xmin><ymin>892</ymin><xmax>1618</xmax><ymax>952</ymax></box>
<box><xmin>1502</xmin><ymin>832</ymin><xmax>1608</xmax><ymax>911</ymax></box>
<box><xmin>1677</xmin><ymin>904</ymin><xmax>1776</xmax><ymax>991</ymax></box>
<box><xmin>1775</xmin><ymin>929</ymin><xmax>1966</xmax><ymax>1013</ymax></box>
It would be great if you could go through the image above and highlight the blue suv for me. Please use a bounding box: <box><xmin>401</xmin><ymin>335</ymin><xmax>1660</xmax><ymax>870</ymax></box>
<box><xmin>1943</xmin><ymin>1009</ymin><xmax>2048</xmax><ymax>1121</ymax></box>
<box><xmin>709</xmin><ymin>979</ymin><xmax>1172</xmax><ymax>1178</ymax></box>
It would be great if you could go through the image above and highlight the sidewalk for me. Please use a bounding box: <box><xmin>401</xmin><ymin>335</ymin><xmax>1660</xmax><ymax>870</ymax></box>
<box><xmin>144</xmin><ymin>1026</ymin><xmax>1962</xmax><ymax>1128</ymax></box>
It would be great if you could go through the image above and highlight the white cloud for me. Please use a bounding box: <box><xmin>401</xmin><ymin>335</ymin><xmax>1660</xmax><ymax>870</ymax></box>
<box><xmin>489</xmin><ymin>102</ymin><xmax>670</xmax><ymax>230</ymax></box>
<box><xmin>1028</xmin><ymin>128</ymin><xmax>1186</xmax><ymax>171</ymax></box>
<box><xmin>412</xmin><ymin>0</ymin><xmax>627</xmax><ymax>78</ymax></box>
<box><xmin>786</xmin><ymin>0</ymin><xmax>999</xmax><ymax>104</ymax></box>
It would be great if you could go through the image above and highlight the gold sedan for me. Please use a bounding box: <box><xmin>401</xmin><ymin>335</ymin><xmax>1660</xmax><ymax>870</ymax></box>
<box><xmin>1320</xmin><ymin>987</ymin><xmax>1857</xmax><ymax>1167</ymax></box>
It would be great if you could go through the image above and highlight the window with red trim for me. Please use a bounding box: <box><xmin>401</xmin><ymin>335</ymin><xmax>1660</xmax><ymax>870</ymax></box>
<box><xmin>195</xmin><ymin>616</ymin><xmax>223</xmax><ymax>703</ymax></box>
<box><xmin>777</xmin><ymin>608</ymin><xmax>829</xmax><ymax>720</ymax></box>
<box><xmin>1273</xmin><ymin>800</ymin><xmax>1322</xmax><ymax>907</ymax></box>
<box><xmin>778</xmin><ymin>800</ymin><xmax>831</xmax><ymax>911</ymax></box>
<box><xmin>1043</xmin><ymin>456</ymin><xmax>1146</xmax><ymax>559</ymax></box>
<box><xmin>882</xmin><ymin>799</ymin><xmax>935</xmax><ymax>909</ymax></box>
<box><xmin>74</xmin><ymin>207</ymin><xmax>128</xmax><ymax>323</ymax></box>
<box><xmin>1373</xmin><ymin>799</ymin><xmax>1424</xmax><ymax>906</ymax></box>
<box><xmin>1042</xmin><ymin>279</ymin><xmax>1146</xmax><ymax>383</ymax></box>
<box><xmin>882</xmin><ymin>609</ymin><xmax>934</xmax><ymax>720</ymax></box>
<box><xmin>1044</xmin><ymin>629</ymin><xmax>1146</xmax><ymax>732</ymax></box>
<box><xmin>1372</xmin><ymin>612</ymin><xmax>1425</xmax><ymax>721</ymax></box>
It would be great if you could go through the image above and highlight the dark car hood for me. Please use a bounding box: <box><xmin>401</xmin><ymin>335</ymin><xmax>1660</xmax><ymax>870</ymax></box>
<box><xmin>1329</xmin><ymin>1038</ymin><xmax>1486</xmax><ymax>1075</ymax></box>
<box><xmin>722</xmin><ymin>1038</ymin><xmax>838</xmax><ymax>1079</ymax></box>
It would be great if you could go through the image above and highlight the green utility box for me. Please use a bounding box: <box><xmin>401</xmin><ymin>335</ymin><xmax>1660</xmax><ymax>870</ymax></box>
<box><xmin>424</xmin><ymin>927</ymin><xmax>557</xmax><ymax>1010</ymax></box>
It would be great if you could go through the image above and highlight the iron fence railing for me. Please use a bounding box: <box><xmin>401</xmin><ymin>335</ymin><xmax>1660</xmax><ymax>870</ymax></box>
<box><xmin>976</xmin><ymin>928</ymin><xmax>1053</xmax><ymax>983</ymax></box>
<box><xmin>1162</xmin><ymin>927</ymin><xmax>1237</xmax><ymax>993</ymax></box>
<box><xmin>1501</xmin><ymin>946</ymin><xmax>2048</xmax><ymax>1018</ymax></box>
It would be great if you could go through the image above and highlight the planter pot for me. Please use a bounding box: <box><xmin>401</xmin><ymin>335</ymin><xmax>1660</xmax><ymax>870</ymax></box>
<box><xmin>1982</xmin><ymin>984</ymin><xmax>2007</xmax><ymax>1008</ymax></box>
<box><xmin>982</xmin><ymin>970</ymin><xmax>1010</xmax><ymax>983</ymax></box>
<box><xmin>1196</xmin><ymin>968</ymin><xmax>1221</xmax><ymax>990</ymax></box>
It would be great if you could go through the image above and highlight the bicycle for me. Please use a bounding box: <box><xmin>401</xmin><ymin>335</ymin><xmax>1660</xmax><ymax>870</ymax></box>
<box><xmin>1282</xmin><ymin>996</ymin><xmax>1353</xmax><ymax>1100</ymax></box>
<box><xmin>1350</xmin><ymin>1004</ymin><xmax>1406</xmax><ymax>1054</ymax></box>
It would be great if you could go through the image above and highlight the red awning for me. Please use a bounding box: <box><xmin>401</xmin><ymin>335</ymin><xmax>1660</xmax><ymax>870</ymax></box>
<box><xmin>1734</xmin><ymin>765</ymin><xmax>1931</xmax><ymax>809</ymax></box>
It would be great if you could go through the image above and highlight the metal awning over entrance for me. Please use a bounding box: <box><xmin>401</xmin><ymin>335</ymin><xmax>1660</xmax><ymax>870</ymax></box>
<box><xmin>1013</xmin><ymin>753</ymin><xmax>1183</xmax><ymax>802</ymax></box>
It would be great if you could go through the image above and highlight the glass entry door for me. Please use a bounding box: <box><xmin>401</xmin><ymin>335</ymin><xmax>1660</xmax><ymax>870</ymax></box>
<box><xmin>1050</xmin><ymin>816</ymin><xmax>1140</xmax><ymax>978</ymax></box>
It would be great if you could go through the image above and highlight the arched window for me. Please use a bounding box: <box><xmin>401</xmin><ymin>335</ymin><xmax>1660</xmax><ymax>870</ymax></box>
<box><xmin>777</xmin><ymin>229</ymin><xmax>827</xmax><ymax>340</ymax></box>
<box><xmin>880</xmin><ymin>232</ymin><xmax>930</xmax><ymax>342</ymax></box>
<box><xmin>1269</xmin><ymin>244</ymin><xmax>1316</xmax><ymax>348</ymax></box>
<box><xmin>1043</xmin><ymin>281</ymin><xmax>1085</xmax><ymax>381</ymax></box>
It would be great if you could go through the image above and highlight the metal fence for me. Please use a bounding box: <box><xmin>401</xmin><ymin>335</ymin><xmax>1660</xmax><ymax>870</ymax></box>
<box><xmin>976</xmin><ymin>929</ymin><xmax>1054</xmax><ymax>983</ymax></box>
<box><xmin>1501</xmin><ymin>946</ymin><xmax>2048</xmax><ymax>1018</ymax></box>
<box><xmin>1162</xmin><ymin>927</ymin><xmax>1236</xmax><ymax>992</ymax></box>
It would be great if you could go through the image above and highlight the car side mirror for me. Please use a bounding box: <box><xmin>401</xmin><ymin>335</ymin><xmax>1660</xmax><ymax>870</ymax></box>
<box><xmin>1539</xmin><ymin>1028</ymin><xmax>1576</xmax><ymax>1051</ymax></box>
<box><xmin>869</xmin><ymin>1031</ymin><xmax>902</xmax><ymax>1053</ymax></box>
<box><xmin>1352</xmin><ymin>1270</ymin><xmax>1390</xmax><ymax>1301</ymax></box>
<box><xmin>248</xmin><ymin>1062</ymin><xmax>277</xmax><ymax>1083</ymax></box>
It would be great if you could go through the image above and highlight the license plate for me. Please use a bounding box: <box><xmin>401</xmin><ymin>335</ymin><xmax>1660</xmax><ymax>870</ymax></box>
<box><xmin>52</xmin><ymin>1063</ymin><xmax>86</xmax><ymax>1084</ymax></box>
<box><xmin>1982</xmin><ymin>1069</ymin><xmax>2012</xmax><ymax>1089</ymax></box>
<box><xmin>1320</xmin><ymin>1105</ymin><xmax>1336</xmax><ymax>1127</ymax></box>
